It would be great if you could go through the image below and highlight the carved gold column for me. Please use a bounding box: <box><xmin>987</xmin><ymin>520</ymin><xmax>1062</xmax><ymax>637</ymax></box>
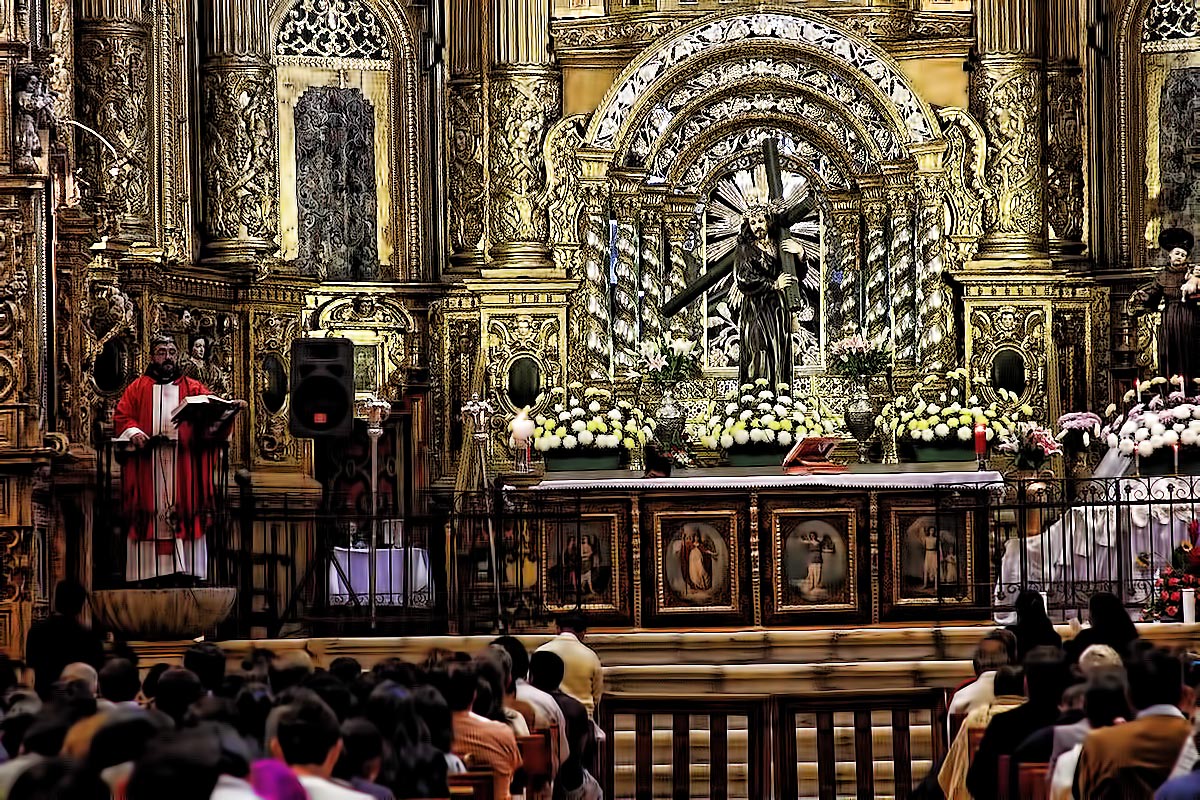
<box><xmin>575</xmin><ymin>182</ymin><xmax>611</xmax><ymax>381</ymax></box>
<box><xmin>916</xmin><ymin>169</ymin><xmax>955</xmax><ymax>370</ymax></box>
<box><xmin>447</xmin><ymin>0</ymin><xmax>485</xmax><ymax>270</ymax></box>
<box><xmin>830</xmin><ymin>196</ymin><xmax>862</xmax><ymax>337</ymax></box>
<box><xmin>639</xmin><ymin>193</ymin><xmax>665</xmax><ymax>345</ymax></box>
<box><xmin>611</xmin><ymin>188</ymin><xmax>640</xmax><ymax>370</ymax></box>
<box><xmin>488</xmin><ymin>0</ymin><xmax>560</xmax><ymax>271</ymax></box>
<box><xmin>862</xmin><ymin>189</ymin><xmax>890</xmax><ymax>349</ymax></box>
<box><xmin>664</xmin><ymin>196</ymin><xmax>700</xmax><ymax>336</ymax></box>
<box><xmin>75</xmin><ymin>0</ymin><xmax>151</xmax><ymax>238</ymax></box>
<box><xmin>1046</xmin><ymin>0</ymin><xmax>1085</xmax><ymax>257</ymax></box>
<box><xmin>887</xmin><ymin>185</ymin><xmax>916</xmax><ymax>364</ymax></box>
<box><xmin>971</xmin><ymin>0</ymin><xmax>1049</xmax><ymax>262</ymax></box>
<box><xmin>199</xmin><ymin>0</ymin><xmax>278</xmax><ymax>270</ymax></box>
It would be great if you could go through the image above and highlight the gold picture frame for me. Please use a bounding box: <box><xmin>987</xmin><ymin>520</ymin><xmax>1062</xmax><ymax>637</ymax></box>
<box><xmin>654</xmin><ymin>510</ymin><xmax>740</xmax><ymax>614</ymax></box>
<box><xmin>540</xmin><ymin>512</ymin><xmax>622</xmax><ymax>614</ymax></box>
<box><xmin>889</xmin><ymin>505</ymin><xmax>975</xmax><ymax>607</ymax></box>
<box><xmin>771</xmin><ymin>508</ymin><xmax>858</xmax><ymax>613</ymax></box>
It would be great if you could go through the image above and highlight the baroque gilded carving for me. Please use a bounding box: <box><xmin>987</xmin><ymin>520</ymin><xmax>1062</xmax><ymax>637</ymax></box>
<box><xmin>544</xmin><ymin>115</ymin><xmax>587</xmax><ymax>271</ymax></box>
<box><xmin>488</xmin><ymin>69</ymin><xmax>560</xmax><ymax>258</ymax></box>
<box><xmin>968</xmin><ymin>304</ymin><xmax>1047</xmax><ymax>421</ymax></box>
<box><xmin>310</xmin><ymin>293</ymin><xmax>418</xmax><ymax>399</ymax></box>
<box><xmin>252</xmin><ymin>313</ymin><xmax>300</xmax><ymax>464</ymax></box>
<box><xmin>915</xmin><ymin>172</ymin><xmax>956</xmax><ymax>371</ymax></box>
<box><xmin>12</xmin><ymin>64</ymin><xmax>54</xmax><ymax>175</ymax></box>
<box><xmin>971</xmin><ymin>60</ymin><xmax>1046</xmax><ymax>254</ymax></box>
<box><xmin>484</xmin><ymin>315</ymin><xmax>561</xmax><ymax>415</ymax></box>
<box><xmin>74</xmin><ymin>25</ymin><xmax>150</xmax><ymax>231</ymax></box>
<box><xmin>149</xmin><ymin>305</ymin><xmax>237</xmax><ymax>398</ymax></box>
<box><xmin>200</xmin><ymin>66</ymin><xmax>278</xmax><ymax>257</ymax></box>
<box><xmin>936</xmin><ymin>108</ymin><xmax>987</xmax><ymax>272</ymax></box>
<box><xmin>447</xmin><ymin>81</ymin><xmax>486</xmax><ymax>258</ymax></box>
<box><xmin>573</xmin><ymin>184</ymin><xmax>612</xmax><ymax>382</ymax></box>
<box><xmin>1046</xmin><ymin>69</ymin><xmax>1085</xmax><ymax>250</ymax></box>
<box><xmin>277</xmin><ymin>0</ymin><xmax>391</xmax><ymax>60</ymax></box>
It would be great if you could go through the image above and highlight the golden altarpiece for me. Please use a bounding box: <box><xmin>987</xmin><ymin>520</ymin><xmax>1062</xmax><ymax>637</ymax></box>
<box><xmin>0</xmin><ymin>0</ymin><xmax>1191</xmax><ymax>641</ymax></box>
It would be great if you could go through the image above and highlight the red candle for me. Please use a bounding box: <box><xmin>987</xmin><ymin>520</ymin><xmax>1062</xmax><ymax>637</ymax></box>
<box><xmin>974</xmin><ymin>423</ymin><xmax>987</xmax><ymax>458</ymax></box>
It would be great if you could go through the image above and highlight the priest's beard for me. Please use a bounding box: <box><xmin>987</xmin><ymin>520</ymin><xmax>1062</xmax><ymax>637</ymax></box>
<box><xmin>145</xmin><ymin>360</ymin><xmax>180</xmax><ymax>384</ymax></box>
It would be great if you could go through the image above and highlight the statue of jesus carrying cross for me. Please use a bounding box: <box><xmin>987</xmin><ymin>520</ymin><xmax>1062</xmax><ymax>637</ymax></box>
<box><xmin>662</xmin><ymin>138</ymin><xmax>817</xmax><ymax>388</ymax></box>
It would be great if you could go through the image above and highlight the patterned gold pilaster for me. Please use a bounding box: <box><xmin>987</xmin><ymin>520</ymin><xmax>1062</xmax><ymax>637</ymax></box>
<box><xmin>664</xmin><ymin>196</ymin><xmax>700</xmax><ymax>337</ymax></box>
<box><xmin>862</xmin><ymin>192</ymin><xmax>889</xmax><ymax>349</ymax></box>
<box><xmin>576</xmin><ymin>183</ymin><xmax>611</xmax><ymax>381</ymax></box>
<box><xmin>829</xmin><ymin>197</ymin><xmax>862</xmax><ymax>337</ymax></box>
<box><xmin>639</xmin><ymin>196</ymin><xmax>665</xmax><ymax>344</ymax></box>
<box><xmin>612</xmin><ymin>191</ymin><xmax>640</xmax><ymax>370</ymax></box>
<box><xmin>916</xmin><ymin>172</ymin><xmax>955</xmax><ymax>371</ymax></box>
<box><xmin>887</xmin><ymin>187</ymin><xmax>916</xmax><ymax>364</ymax></box>
<box><xmin>198</xmin><ymin>0</ymin><xmax>278</xmax><ymax>270</ymax></box>
<box><xmin>75</xmin><ymin>0</ymin><xmax>151</xmax><ymax>238</ymax></box>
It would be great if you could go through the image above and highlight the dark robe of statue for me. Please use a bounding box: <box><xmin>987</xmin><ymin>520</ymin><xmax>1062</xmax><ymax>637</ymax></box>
<box><xmin>1131</xmin><ymin>227</ymin><xmax>1200</xmax><ymax>380</ymax></box>
<box><xmin>734</xmin><ymin>210</ymin><xmax>795</xmax><ymax>388</ymax></box>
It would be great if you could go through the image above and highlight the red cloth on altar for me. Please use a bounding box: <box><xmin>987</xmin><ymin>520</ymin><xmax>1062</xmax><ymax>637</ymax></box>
<box><xmin>113</xmin><ymin>375</ymin><xmax>224</xmax><ymax>542</ymax></box>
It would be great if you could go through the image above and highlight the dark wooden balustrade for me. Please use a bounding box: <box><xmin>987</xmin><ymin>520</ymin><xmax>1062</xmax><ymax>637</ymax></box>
<box><xmin>597</xmin><ymin>694</ymin><xmax>769</xmax><ymax>800</ymax></box>
<box><xmin>773</xmin><ymin>688</ymin><xmax>948</xmax><ymax>800</ymax></box>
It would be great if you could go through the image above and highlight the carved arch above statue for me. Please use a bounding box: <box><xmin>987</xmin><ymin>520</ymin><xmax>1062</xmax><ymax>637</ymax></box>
<box><xmin>585</xmin><ymin>8</ymin><xmax>943</xmax><ymax>160</ymax></box>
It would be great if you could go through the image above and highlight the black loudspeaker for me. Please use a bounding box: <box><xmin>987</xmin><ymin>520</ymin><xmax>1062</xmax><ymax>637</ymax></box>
<box><xmin>289</xmin><ymin>337</ymin><xmax>354</xmax><ymax>438</ymax></box>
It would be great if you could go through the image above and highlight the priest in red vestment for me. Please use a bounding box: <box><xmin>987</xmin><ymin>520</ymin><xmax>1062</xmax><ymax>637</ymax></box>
<box><xmin>113</xmin><ymin>334</ymin><xmax>241</xmax><ymax>584</ymax></box>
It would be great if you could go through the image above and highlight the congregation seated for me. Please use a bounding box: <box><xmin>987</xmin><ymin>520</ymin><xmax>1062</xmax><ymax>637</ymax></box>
<box><xmin>1063</xmin><ymin>592</ymin><xmax>1140</xmax><ymax>665</ymax></box>
<box><xmin>939</xmin><ymin>664</ymin><xmax>1027</xmax><ymax>799</ymax></box>
<box><xmin>1048</xmin><ymin>670</ymin><xmax>1130</xmax><ymax>800</ymax></box>
<box><xmin>949</xmin><ymin>630</ymin><xmax>1018</xmax><ymax>716</ymax></box>
<box><xmin>529</xmin><ymin>651</ymin><xmax>601</xmax><ymax>800</ymax></box>
<box><xmin>1005</xmin><ymin>591</ymin><xmax>1062</xmax><ymax>663</ymax></box>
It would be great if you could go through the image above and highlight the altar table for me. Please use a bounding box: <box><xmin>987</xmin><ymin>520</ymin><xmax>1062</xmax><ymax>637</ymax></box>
<box><xmin>507</xmin><ymin>464</ymin><xmax>1003</xmax><ymax>629</ymax></box>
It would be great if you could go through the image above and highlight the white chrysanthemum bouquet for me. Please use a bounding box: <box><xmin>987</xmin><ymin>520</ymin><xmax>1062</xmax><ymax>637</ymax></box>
<box><xmin>529</xmin><ymin>385</ymin><xmax>655</xmax><ymax>453</ymax></box>
<box><xmin>696</xmin><ymin>379</ymin><xmax>837</xmax><ymax>452</ymax></box>
<box><xmin>877</xmin><ymin>368</ymin><xmax>1027</xmax><ymax>446</ymax></box>
<box><xmin>1103</xmin><ymin>376</ymin><xmax>1200</xmax><ymax>458</ymax></box>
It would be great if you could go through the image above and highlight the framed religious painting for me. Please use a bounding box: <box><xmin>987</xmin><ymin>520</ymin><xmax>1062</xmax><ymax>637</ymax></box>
<box><xmin>540</xmin><ymin>511</ymin><xmax>623</xmax><ymax>616</ymax></box>
<box><xmin>652</xmin><ymin>510</ymin><xmax>741</xmax><ymax>620</ymax></box>
<box><xmin>881</xmin><ymin>499</ymin><xmax>978</xmax><ymax>619</ymax></box>
<box><xmin>760</xmin><ymin>498</ymin><xmax>869</xmax><ymax>625</ymax></box>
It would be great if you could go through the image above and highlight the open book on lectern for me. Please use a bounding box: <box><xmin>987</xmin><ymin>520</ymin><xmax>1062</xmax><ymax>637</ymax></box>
<box><xmin>171</xmin><ymin>395</ymin><xmax>242</xmax><ymax>438</ymax></box>
<box><xmin>782</xmin><ymin>436</ymin><xmax>846</xmax><ymax>474</ymax></box>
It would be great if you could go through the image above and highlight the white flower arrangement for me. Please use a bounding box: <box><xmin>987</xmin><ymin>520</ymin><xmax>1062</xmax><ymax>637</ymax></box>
<box><xmin>877</xmin><ymin>368</ymin><xmax>1028</xmax><ymax>445</ymax></box>
<box><xmin>1103</xmin><ymin>377</ymin><xmax>1200</xmax><ymax>458</ymax></box>
<box><xmin>696</xmin><ymin>379</ymin><xmax>837</xmax><ymax>452</ymax></box>
<box><xmin>527</xmin><ymin>384</ymin><xmax>655</xmax><ymax>453</ymax></box>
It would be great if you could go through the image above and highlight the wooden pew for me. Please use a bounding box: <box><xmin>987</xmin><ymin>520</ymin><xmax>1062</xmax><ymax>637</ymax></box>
<box><xmin>997</xmin><ymin>755</ymin><xmax>1011</xmax><ymax>800</ymax></box>
<box><xmin>518</xmin><ymin>729</ymin><xmax>554</xmax><ymax>792</ymax></box>
<box><xmin>949</xmin><ymin>712</ymin><xmax>968</xmax><ymax>742</ymax></box>
<box><xmin>967</xmin><ymin>727</ymin><xmax>986</xmax><ymax>765</ymax></box>
<box><xmin>1018</xmin><ymin>762</ymin><xmax>1050</xmax><ymax>800</ymax></box>
<box><xmin>448</xmin><ymin>770</ymin><xmax>494</xmax><ymax>800</ymax></box>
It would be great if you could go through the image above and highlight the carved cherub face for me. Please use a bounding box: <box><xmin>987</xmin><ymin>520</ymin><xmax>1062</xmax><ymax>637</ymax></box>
<box><xmin>191</xmin><ymin>338</ymin><xmax>206</xmax><ymax>359</ymax></box>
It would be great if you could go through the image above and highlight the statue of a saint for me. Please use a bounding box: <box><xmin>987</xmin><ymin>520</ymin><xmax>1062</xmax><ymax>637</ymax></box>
<box><xmin>1131</xmin><ymin>228</ymin><xmax>1200</xmax><ymax>380</ymax></box>
<box><xmin>728</xmin><ymin>206</ymin><xmax>804</xmax><ymax>387</ymax></box>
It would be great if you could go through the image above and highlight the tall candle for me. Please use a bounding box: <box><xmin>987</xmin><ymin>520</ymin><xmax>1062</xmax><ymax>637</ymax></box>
<box><xmin>1175</xmin><ymin>443</ymin><xmax>1181</xmax><ymax>474</ymax></box>
<box><xmin>974</xmin><ymin>423</ymin><xmax>987</xmax><ymax>458</ymax></box>
<box><xmin>1185</xmin><ymin>589</ymin><xmax>1197</xmax><ymax>624</ymax></box>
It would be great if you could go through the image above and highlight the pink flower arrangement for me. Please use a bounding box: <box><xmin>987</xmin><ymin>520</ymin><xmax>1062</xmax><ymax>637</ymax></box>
<box><xmin>997</xmin><ymin>422</ymin><xmax>1063</xmax><ymax>470</ymax></box>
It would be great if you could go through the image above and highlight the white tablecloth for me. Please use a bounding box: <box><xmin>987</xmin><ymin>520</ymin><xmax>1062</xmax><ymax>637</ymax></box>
<box><xmin>996</xmin><ymin>450</ymin><xmax>1200</xmax><ymax>621</ymax></box>
<box><xmin>328</xmin><ymin>546</ymin><xmax>433</xmax><ymax>607</ymax></box>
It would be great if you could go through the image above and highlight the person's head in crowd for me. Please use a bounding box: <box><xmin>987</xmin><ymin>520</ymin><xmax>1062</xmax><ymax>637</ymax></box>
<box><xmin>46</xmin><ymin>679</ymin><xmax>98</xmax><ymax>721</ymax></box>
<box><xmin>993</xmin><ymin>665</ymin><xmax>1026</xmax><ymax>699</ymax></box>
<box><xmin>491</xmin><ymin>636</ymin><xmax>531</xmax><ymax>682</ymax></box>
<box><xmin>0</xmin><ymin>712</ymin><xmax>34</xmax><ymax>759</ymax></box>
<box><xmin>0</xmin><ymin>654</ymin><xmax>19</xmax><ymax>698</ymax></box>
<box><xmin>86</xmin><ymin>708</ymin><xmax>172</xmax><ymax>793</ymax></box>
<box><xmin>62</xmin><ymin>712</ymin><xmax>110</xmax><ymax>760</ymax></box>
<box><xmin>183</xmin><ymin>643</ymin><xmax>226</xmax><ymax>695</ymax></box>
<box><xmin>529</xmin><ymin>650</ymin><xmax>566</xmax><ymax>695</ymax></box>
<box><xmin>329</xmin><ymin>657</ymin><xmax>362</xmax><ymax>686</ymax></box>
<box><xmin>973</xmin><ymin>630</ymin><xmax>1016</xmax><ymax>676</ymax></box>
<box><xmin>302</xmin><ymin>672</ymin><xmax>355</xmax><ymax>722</ymax></box>
<box><xmin>22</xmin><ymin>712</ymin><xmax>74</xmax><ymax>757</ymax></box>
<box><xmin>269</xmin><ymin>651</ymin><xmax>314</xmax><ymax>694</ymax></box>
<box><xmin>184</xmin><ymin>695</ymin><xmax>240</xmax><ymax>730</ymax></box>
<box><xmin>267</xmin><ymin>698</ymin><xmax>343</xmax><ymax>777</ymax></box>
<box><xmin>60</xmin><ymin>663</ymin><xmax>98</xmax><ymax>696</ymax></box>
<box><xmin>392</xmin><ymin>742</ymin><xmax>450</xmax><ymax>800</ymax></box>
<box><xmin>1127</xmin><ymin>646</ymin><xmax>1184</xmax><ymax>711</ymax></box>
<box><xmin>140</xmin><ymin>662</ymin><xmax>171</xmax><ymax>703</ymax></box>
<box><xmin>333</xmin><ymin>718</ymin><xmax>386</xmax><ymax>784</ymax></box>
<box><xmin>234</xmin><ymin>682</ymin><xmax>274</xmax><ymax>744</ymax></box>
<box><xmin>1024</xmin><ymin>646</ymin><xmax>1069</xmax><ymax>706</ymax></box>
<box><xmin>1078</xmin><ymin>644</ymin><xmax>1124</xmax><ymax>678</ymax></box>
<box><xmin>1088</xmin><ymin>591</ymin><xmax>1138</xmax><ymax>647</ymax></box>
<box><xmin>473</xmin><ymin>648</ymin><xmax>511</xmax><ymax>720</ymax></box>
<box><xmin>53</xmin><ymin>580</ymin><xmax>88</xmax><ymax>618</ymax></box>
<box><xmin>372</xmin><ymin>657</ymin><xmax>423</xmax><ymax>688</ymax></box>
<box><xmin>4</xmin><ymin>688</ymin><xmax>41</xmax><ymax>717</ymax></box>
<box><xmin>154</xmin><ymin>668</ymin><xmax>204</xmax><ymax>725</ymax></box>
<box><xmin>1059</xmin><ymin>681</ymin><xmax>1087</xmax><ymax>714</ymax></box>
<box><xmin>422</xmin><ymin>648</ymin><xmax>458</xmax><ymax>673</ymax></box>
<box><xmin>126</xmin><ymin>729</ymin><xmax>221</xmax><ymax>800</ymax></box>
<box><xmin>442</xmin><ymin>661</ymin><xmax>478</xmax><ymax>713</ymax></box>
<box><xmin>366</xmin><ymin>680</ymin><xmax>427</xmax><ymax>748</ymax></box>
<box><xmin>1085</xmin><ymin>670</ymin><xmax>1132</xmax><ymax>728</ymax></box>
<box><xmin>9</xmin><ymin>757</ymin><xmax>109</xmax><ymax>800</ymax></box>
<box><xmin>241</xmin><ymin>648</ymin><xmax>274</xmax><ymax>683</ymax></box>
<box><xmin>98</xmin><ymin>658</ymin><xmax>140</xmax><ymax>704</ymax></box>
<box><xmin>411</xmin><ymin>684</ymin><xmax>454</xmax><ymax>754</ymax></box>
<box><xmin>556</xmin><ymin>611</ymin><xmax>589</xmax><ymax>640</ymax></box>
